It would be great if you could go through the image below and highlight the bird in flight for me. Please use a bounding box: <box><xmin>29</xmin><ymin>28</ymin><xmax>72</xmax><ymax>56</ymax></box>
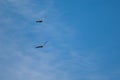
<box><xmin>35</xmin><ymin>41</ymin><xmax>48</xmax><ymax>48</ymax></box>
<box><xmin>36</xmin><ymin>17</ymin><xmax>45</xmax><ymax>23</ymax></box>
<box><xmin>36</xmin><ymin>20</ymin><xmax>43</xmax><ymax>23</ymax></box>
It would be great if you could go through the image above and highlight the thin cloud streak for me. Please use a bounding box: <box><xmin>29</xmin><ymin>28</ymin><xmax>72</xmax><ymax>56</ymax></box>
<box><xmin>6</xmin><ymin>0</ymin><xmax>54</xmax><ymax>18</ymax></box>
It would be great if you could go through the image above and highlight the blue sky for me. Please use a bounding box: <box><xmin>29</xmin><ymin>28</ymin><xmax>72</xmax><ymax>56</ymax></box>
<box><xmin>0</xmin><ymin>0</ymin><xmax>120</xmax><ymax>80</ymax></box>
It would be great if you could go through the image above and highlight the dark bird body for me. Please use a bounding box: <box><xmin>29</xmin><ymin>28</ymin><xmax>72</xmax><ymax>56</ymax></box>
<box><xmin>36</xmin><ymin>20</ymin><xmax>43</xmax><ymax>23</ymax></box>
<box><xmin>36</xmin><ymin>17</ymin><xmax>46</xmax><ymax>23</ymax></box>
<box><xmin>35</xmin><ymin>45</ymin><xmax>43</xmax><ymax>48</ymax></box>
<box><xmin>35</xmin><ymin>41</ymin><xmax>48</xmax><ymax>48</ymax></box>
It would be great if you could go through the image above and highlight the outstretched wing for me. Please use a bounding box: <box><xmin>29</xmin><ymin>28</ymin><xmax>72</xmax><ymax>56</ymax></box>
<box><xmin>36</xmin><ymin>17</ymin><xmax>46</xmax><ymax>23</ymax></box>
<box><xmin>35</xmin><ymin>46</ymin><xmax>43</xmax><ymax>48</ymax></box>
<box><xmin>36</xmin><ymin>20</ymin><xmax>43</xmax><ymax>23</ymax></box>
<box><xmin>43</xmin><ymin>41</ymin><xmax>48</xmax><ymax>46</ymax></box>
<box><xmin>35</xmin><ymin>41</ymin><xmax>48</xmax><ymax>48</ymax></box>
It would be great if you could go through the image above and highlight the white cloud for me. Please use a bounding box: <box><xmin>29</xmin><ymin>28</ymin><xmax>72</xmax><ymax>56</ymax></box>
<box><xmin>5</xmin><ymin>0</ymin><xmax>54</xmax><ymax>19</ymax></box>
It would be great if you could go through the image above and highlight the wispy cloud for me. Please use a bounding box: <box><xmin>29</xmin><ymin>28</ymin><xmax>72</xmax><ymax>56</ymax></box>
<box><xmin>6</xmin><ymin>0</ymin><xmax>54</xmax><ymax>18</ymax></box>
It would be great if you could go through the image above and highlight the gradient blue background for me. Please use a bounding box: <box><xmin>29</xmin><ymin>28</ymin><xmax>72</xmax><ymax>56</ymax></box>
<box><xmin>0</xmin><ymin>0</ymin><xmax>120</xmax><ymax>80</ymax></box>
